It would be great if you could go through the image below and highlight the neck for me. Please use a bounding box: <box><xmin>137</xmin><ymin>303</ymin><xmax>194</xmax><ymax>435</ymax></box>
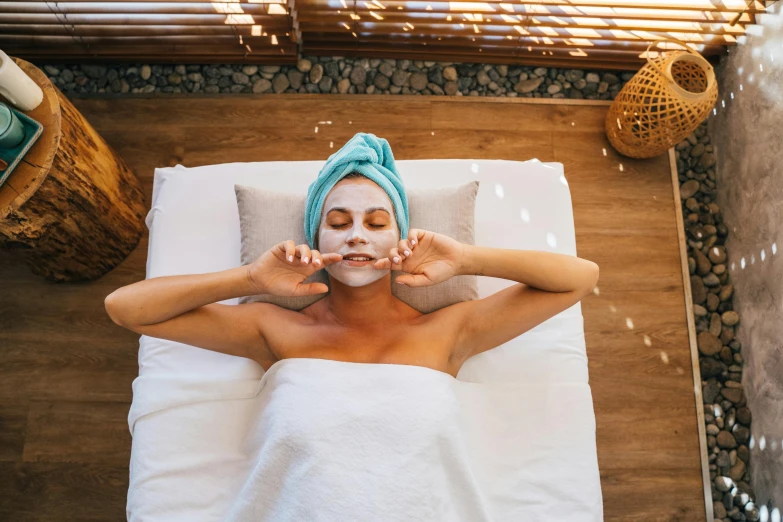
<box><xmin>325</xmin><ymin>274</ymin><xmax>399</xmax><ymax>328</ymax></box>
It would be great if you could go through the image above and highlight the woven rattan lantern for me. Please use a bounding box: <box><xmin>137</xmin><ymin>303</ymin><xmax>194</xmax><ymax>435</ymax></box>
<box><xmin>606</xmin><ymin>37</ymin><xmax>718</xmax><ymax>159</ymax></box>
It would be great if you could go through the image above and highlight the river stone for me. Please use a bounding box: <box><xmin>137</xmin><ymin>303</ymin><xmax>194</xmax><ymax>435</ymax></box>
<box><xmin>715</xmin><ymin>476</ymin><xmax>733</xmax><ymax>491</ymax></box>
<box><xmin>706</xmin><ymin>292</ymin><xmax>720</xmax><ymax>312</ymax></box>
<box><xmin>350</xmin><ymin>66</ymin><xmax>367</xmax><ymax>85</ymax></box>
<box><xmin>443</xmin><ymin>66</ymin><xmax>457</xmax><ymax>81</ymax></box>
<box><xmin>391</xmin><ymin>69</ymin><xmax>407</xmax><ymax>87</ymax></box>
<box><xmin>703</xmin><ymin>380</ymin><xmax>721</xmax><ymax>403</ymax></box>
<box><xmin>707</xmin><ymin>424</ymin><xmax>721</xmax><ymax>437</ymax></box>
<box><xmin>252</xmin><ymin>78</ymin><xmax>271</xmax><ymax>93</ymax></box>
<box><xmin>373</xmin><ymin>74</ymin><xmax>390</xmax><ymax>90</ymax></box>
<box><xmin>297</xmin><ymin>58</ymin><xmax>312</xmax><ymax>73</ymax></box>
<box><xmin>716</xmin><ymin>449</ymin><xmax>730</xmax><ymax>467</ymax></box>
<box><xmin>701</xmin><ymin>357</ymin><xmax>726</xmax><ymax>379</ymax></box>
<box><xmin>232</xmin><ymin>72</ymin><xmax>249</xmax><ymax>85</ymax></box>
<box><xmin>728</xmin><ymin>459</ymin><xmax>745</xmax><ymax>481</ymax></box>
<box><xmin>698</xmin><ymin>332</ymin><xmax>723</xmax><ymax>356</ymax></box>
<box><xmin>703</xmin><ymin>273</ymin><xmax>720</xmax><ymax>287</ymax></box>
<box><xmin>693</xmin><ymin>249</ymin><xmax>712</xmax><ymax>275</ymax></box>
<box><xmin>737</xmin><ymin>445</ymin><xmax>749</xmax><ymax>463</ymax></box>
<box><xmin>722</xmin><ymin>387</ymin><xmax>743</xmax><ymax>404</ymax></box>
<box><xmin>720</xmin><ymin>285</ymin><xmax>734</xmax><ymax>301</ymax></box>
<box><xmin>700</xmin><ymin>153</ymin><xmax>716</xmax><ymax>169</ymax></box>
<box><xmin>736</xmin><ymin>407</ymin><xmax>751</xmax><ymax>425</ymax></box>
<box><xmin>681</xmin><ymin>180</ymin><xmax>700</xmax><ymax>199</ymax></box>
<box><xmin>514</xmin><ymin>77</ymin><xmax>544</xmax><ymax>93</ymax></box>
<box><xmin>709</xmin><ymin>246</ymin><xmax>727</xmax><ymax>264</ymax></box>
<box><xmin>691</xmin><ymin>275</ymin><xmax>707</xmax><ymax>304</ymax></box>
<box><xmin>337</xmin><ymin>78</ymin><xmax>351</xmax><ymax>93</ymax></box>
<box><xmin>732</xmin><ymin>425</ymin><xmax>750</xmax><ymax>445</ymax></box>
<box><xmin>272</xmin><ymin>73</ymin><xmax>289</xmax><ymax>93</ymax></box>
<box><xmin>410</xmin><ymin>72</ymin><xmax>428</xmax><ymax>91</ymax></box>
<box><xmin>722</xmin><ymin>311</ymin><xmax>740</xmax><ymax>326</ymax></box>
<box><xmin>717</xmin><ymin>430</ymin><xmax>738</xmax><ymax>449</ymax></box>
<box><xmin>309</xmin><ymin>64</ymin><xmax>323</xmax><ymax>84</ymax></box>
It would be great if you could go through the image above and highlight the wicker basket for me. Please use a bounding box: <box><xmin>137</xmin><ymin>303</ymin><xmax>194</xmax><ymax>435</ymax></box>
<box><xmin>605</xmin><ymin>37</ymin><xmax>718</xmax><ymax>159</ymax></box>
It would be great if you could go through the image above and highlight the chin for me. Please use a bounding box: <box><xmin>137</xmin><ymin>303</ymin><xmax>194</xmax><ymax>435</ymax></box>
<box><xmin>327</xmin><ymin>267</ymin><xmax>388</xmax><ymax>287</ymax></box>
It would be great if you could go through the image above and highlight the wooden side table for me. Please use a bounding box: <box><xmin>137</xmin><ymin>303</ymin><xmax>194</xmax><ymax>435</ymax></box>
<box><xmin>0</xmin><ymin>58</ymin><xmax>145</xmax><ymax>282</ymax></box>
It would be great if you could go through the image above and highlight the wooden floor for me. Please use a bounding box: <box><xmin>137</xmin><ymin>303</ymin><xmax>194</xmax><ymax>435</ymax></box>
<box><xmin>0</xmin><ymin>95</ymin><xmax>705</xmax><ymax>521</ymax></box>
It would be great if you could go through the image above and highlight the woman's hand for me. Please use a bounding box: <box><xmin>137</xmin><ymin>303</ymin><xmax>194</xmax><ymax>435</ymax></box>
<box><xmin>373</xmin><ymin>228</ymin><xmax>467</xmax><ymax>287</ymax></box>
<box><xmin>247</xmin><ymin>240</ymin><xmax>343</xmax><ymax>297</ymax></box>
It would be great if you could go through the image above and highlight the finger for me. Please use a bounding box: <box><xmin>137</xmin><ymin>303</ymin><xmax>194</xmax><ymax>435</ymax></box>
<box><xmin>284</xmin><ymin>240</ymin><xmax>296</xmax><ymax>263</ymax></box>
<box><xmin>310</xmin><ymin>249</ymin><xmax>323</xmax><ymax>268</ymax></box>
<box><xmin>388</xmin><ymin>247</ymin><xmax>402</xmax><ymax>267</ymax></box>
<box><xmin>398</xmin><ymin>239</ymin><xmax>412</xmax><ymax>258</ymax></box>
<box><xmin>295</xmin><ymin>282</ymin><xmax>329</xmax><ymax>296</ymax></box>
<box><xmin>373</xmin><ymin>257</ymin><xmax>392</xmax><ymax>270</ymax></box>
<box><xmin>321</xmin><ymin>252</ymin><xmax>344</xmax><ymax>266</ymax></box>
<box><xmin>408</xmin><ymin>229</ymin><xmax>421</xmax><ymax>247</ymax></box>
<box><xmin>297</xmin><ymin>244</ymin><xmax>312</xmax><ymax>265</ymax></box>
<box><xmin>395</xmin><ymin>273</ymin><xmax>431</xmax><ymax>287</ymax></box>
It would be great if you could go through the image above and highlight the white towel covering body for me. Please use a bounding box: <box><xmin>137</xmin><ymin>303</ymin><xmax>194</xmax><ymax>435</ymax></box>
<box><xmin>221</xmin><ymin>357</ymin><xmax>493</xmax><ymax>522</ymax></box>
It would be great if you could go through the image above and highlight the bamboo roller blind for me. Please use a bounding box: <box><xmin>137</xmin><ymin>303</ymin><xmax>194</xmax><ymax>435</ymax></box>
<box><xmin>0</xmin><ymin>0</ymin><xmax>765</xmax><ymax>68</ymax></box>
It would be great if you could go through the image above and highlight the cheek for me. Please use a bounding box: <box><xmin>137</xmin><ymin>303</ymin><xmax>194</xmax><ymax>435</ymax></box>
<box><xmin>317</xmin><ymin>228</ymin><xmax>344</xmax><ymax>252</ymax></box>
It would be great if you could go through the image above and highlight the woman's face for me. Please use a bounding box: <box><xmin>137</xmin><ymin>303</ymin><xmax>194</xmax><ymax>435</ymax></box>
<box><xmin>317</xmin><ymin>177</ymin><xmax>400</xmax><ymax>287</ymax></box>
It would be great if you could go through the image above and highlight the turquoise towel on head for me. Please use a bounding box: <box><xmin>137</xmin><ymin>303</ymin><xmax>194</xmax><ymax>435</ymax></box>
<box><xmin>304</xmin><ymin>132</ymin><xmax>409</xmax><ymax>249</ymax></box>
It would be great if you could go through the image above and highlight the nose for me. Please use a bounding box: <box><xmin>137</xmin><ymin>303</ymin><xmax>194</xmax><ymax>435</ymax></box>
<box><xmin>346</xmin><ymin>222</ymin><xmax>369</xmax><ymax>244</ymax></box>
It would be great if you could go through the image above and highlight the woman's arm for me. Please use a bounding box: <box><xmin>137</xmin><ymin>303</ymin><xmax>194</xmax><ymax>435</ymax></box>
<box><xmin>104</xmin><ymin>241</ymin><xmax>342</xmax><ymax>363</ymax></box>
<box><xmin>104</xmin><ymin>266</ymin><xmax>257</xmax><ymax>327</ymax></box>
<box><xmin>459</xmin><ymin>246</ymin><xmax>598</xmax><ymax>292</ymax></box>
<box><xmin>448</xmin><ymin>246</ymin><xmax>599</xmax><ymax>364</ymax></box>
<box><xmin>104</xmin><ymin>266</ymin><xmax>275</xmax><ymax>363</ymax></box>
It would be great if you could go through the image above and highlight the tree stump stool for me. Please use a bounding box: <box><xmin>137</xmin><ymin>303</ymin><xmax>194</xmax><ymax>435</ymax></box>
<box><xmin>0</xmin><ymin>58</ymin><xmax>145</xmax><ymax>282</ymax></box>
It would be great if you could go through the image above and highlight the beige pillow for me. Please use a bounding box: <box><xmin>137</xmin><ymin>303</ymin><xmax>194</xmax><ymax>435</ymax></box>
<box><xmin>234</xmin><ymin>181</ymin><xmax>479</xmax><ymax>313</ymax></box>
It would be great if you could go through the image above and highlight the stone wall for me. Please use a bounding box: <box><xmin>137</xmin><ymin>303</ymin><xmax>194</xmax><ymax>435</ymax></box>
<box><xmin>709</xmin><ymin>1</ymin><xmax>783</xmax><ymax>518</ymax></box>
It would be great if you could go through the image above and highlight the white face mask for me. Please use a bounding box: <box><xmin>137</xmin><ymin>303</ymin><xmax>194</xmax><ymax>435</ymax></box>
<box><xmin>317</xmin><ymin>178</ymin><xmax>400</xmax><ymax>287</ymax></box>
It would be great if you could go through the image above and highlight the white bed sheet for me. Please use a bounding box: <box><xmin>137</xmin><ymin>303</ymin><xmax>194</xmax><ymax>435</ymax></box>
<box><xmin>127</xmin><ymin>159</ymin><xmax>603</xmax><ymax>521</ymax></box>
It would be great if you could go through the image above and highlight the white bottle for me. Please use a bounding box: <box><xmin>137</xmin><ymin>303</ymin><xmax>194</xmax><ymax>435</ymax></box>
<box><xmin>0</xmin><ymin>49</ymin><xmax>44</xmax><ymax>111</ymax></box>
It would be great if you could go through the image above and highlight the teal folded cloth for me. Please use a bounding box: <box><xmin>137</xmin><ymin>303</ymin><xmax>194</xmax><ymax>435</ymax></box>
<box><xmin>304</xmin><ymin>132</ymin><xmax>409</xmax><ymax>249</ymax></box>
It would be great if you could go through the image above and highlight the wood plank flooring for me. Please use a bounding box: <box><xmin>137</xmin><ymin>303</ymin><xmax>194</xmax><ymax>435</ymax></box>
<box><xmin>0</xmin><ymin>94</ymin><xmax>705</xmax><ymax>521</ymax></box>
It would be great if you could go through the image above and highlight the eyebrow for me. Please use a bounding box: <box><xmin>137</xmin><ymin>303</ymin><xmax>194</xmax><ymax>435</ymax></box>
<box><xmin>326</xmin><ymin>206</ymin><xmax>391</xmax><ymax>216</ymax></box>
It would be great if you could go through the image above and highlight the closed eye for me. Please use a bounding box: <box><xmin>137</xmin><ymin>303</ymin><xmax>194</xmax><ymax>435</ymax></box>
<box><xmin>331</xmin><ymin>224</ymin><xmax>385</xmax><ymax>229</ymax></box>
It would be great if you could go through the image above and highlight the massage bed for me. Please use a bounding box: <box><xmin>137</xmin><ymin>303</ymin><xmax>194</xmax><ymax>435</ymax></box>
<box><xmin>126</xmin><ymin>158</ymin><xmax>603</xmax><ymax>521</ymax></box>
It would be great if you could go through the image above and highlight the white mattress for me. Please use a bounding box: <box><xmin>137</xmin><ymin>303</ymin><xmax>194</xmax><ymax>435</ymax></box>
<box><xmin>127</xmin><ymin>159</ymin><xmax>603</xmax><ymax>521</ymax></box>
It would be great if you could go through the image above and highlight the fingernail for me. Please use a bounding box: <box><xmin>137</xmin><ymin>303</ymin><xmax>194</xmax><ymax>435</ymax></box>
<box><xmin>411</xmin><ymin>239</ymin><xmax>416</xmax><ymax>245</ymax></box>
<box><xmin>393</xmin><ymin>256</ymin><xmax>400</xmax><ymax>263</ymax></box>
<box><xmin>396</xmin><ymin>281</ymin><xmax>406</xmax><ymax>285</ymax></box>
<box><xmin>315</xmin><ymin>259</ymin><xmax>321</xmax><ymax>265</ymax></box>
<box><xmin>303</xmin><ymin>257</ymin><xmax>309</xmax><ymax>263</ymax></box>
<box><xmin>288</xmin><ymin>255</ymin><xmax>293</xmax><ymax>262</ymax></box>
<box><xmin>404</xmin><ymin>250</ymin><xmax>410</xmax><ymax>256</ymax></box>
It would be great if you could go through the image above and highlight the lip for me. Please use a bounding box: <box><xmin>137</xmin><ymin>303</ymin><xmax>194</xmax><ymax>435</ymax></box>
<box><xmin>342</xmin><ymin>257</ymin><xmax>375</xmax><ymax>267</ymax></box>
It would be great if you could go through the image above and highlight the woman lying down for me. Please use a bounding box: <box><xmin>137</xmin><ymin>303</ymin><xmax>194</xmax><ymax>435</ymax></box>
<box><xmin>105</xmin><ymin>132</ymin><xmax>599</xmax><ymax>521</ymax></box>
